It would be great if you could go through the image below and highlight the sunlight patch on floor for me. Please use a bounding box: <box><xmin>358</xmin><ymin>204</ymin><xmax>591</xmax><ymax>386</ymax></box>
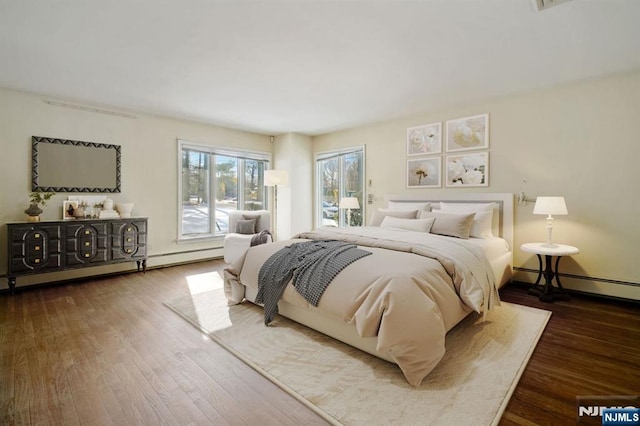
<box><xmin>186</xmin><ymin>271</ymin><xmax>224</xmax><ymax>295</ymax></box>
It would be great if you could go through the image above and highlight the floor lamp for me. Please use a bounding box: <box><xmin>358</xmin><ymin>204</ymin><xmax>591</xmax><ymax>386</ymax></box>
<box><xmin>264</xmin><ymin>170</ymin><xmax>288</xmax><ymax>240</ymax></box>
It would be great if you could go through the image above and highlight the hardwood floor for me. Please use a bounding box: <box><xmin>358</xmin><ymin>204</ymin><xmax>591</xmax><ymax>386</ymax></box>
<box><xmin>1</xmin><ymin>260</ymin><xmax>638</xmax><ymax>425</ymax></box>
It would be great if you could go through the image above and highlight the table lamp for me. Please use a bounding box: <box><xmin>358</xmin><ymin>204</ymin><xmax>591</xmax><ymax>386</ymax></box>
<box><xmin>339</xmin><ymin>197</ymin><xmax>360</xmax><ymax>227</ymax></box>
<box><xmin>533</xmin><ymin>196</ymin><xmax>568</xmax><ymax>248</ymax></box>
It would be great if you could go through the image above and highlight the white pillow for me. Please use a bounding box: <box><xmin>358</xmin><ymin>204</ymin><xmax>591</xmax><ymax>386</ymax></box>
<box><xmin>439</xmin><ymin>202</ymin><xmax>495</xmax><ymax>212</ymax></box>
<box><xmin>418</xmin><ymin>211</ymin><xmax>475</xmax><ymax>239</ymax></box>
<box><xmin>380</xmin><ymin>216</ymin><xmax>435</xmax><ymax>232</ymax></box>
<box><xmin>370</xmin><ymin>208</ymin><xmax>418</xmax><ymax>226</ymax></box>
<box><xmin>439</xmin><ymin>202</ymin><xmax>495</xmax><ymax>238</ymax></box>
<box><xmin>468</xmin><ymin>210</ymin><xmax>493</xmax><ymax>238</ymax></box>
<box><xmin>387</xmin><ymin>201</ymin><xmax>431</xmax><ymax>212</ymax></box>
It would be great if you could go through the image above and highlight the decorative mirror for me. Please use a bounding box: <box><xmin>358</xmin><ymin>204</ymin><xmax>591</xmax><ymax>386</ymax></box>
<box><xmin>32</xmin><ymin>136</ymin><xmax>121</xmax><ymax>193</ymax></box>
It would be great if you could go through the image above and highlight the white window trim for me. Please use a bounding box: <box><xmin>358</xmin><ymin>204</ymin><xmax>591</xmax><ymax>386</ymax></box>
<box><xmin>314</xmin><ymin>145</ymin><xmax>366</xmax><ymax>228</ymax></box>
<box><xmin>177</xmin><ymin>138</ymin><xmax>271</xmax><ymax>242</ymax></box>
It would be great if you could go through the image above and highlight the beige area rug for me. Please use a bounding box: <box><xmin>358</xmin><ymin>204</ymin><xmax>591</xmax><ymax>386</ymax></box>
<box><xmin>165</xmin><ymin>277</ymin><xmax>550</xmax><ymax>426</ymax></box>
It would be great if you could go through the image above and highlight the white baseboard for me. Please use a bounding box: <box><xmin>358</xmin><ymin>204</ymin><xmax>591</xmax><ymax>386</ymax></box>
<box><xmin>514</xmin><ymin>268</ymin><xmax>639</xmax><ymax>301</ymax></box>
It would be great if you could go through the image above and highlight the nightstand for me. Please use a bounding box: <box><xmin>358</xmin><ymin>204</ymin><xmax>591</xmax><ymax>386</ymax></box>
<box><xmin>521</xmin><ymin>242</ymin><xmax>579</xmax><ymax>302</ymax></box>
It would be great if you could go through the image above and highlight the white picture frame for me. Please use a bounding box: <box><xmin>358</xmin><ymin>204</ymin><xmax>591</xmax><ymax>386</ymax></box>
<box><xmin>407</xmin><ymin>157</ymin><xmax>442</xmax><ymax>188</ymax></box>
<box><xmin>445</xmin><ymin>113</ymin><xmax>489</xmax><ymax>152</ymax></box>
<box><xmin>63</xmin><ymin>200</ymin><xmax>78</xmax><ymax>220</ymax></box>
<box><xmin>445</xmin><ymin>152</ymin><xmax>489</xmax><ymax>187</ymax></box>
<box><xmin>406</xmin><ymin>122</ymin><xmax>442</xmax><ymax>156</ymax></box>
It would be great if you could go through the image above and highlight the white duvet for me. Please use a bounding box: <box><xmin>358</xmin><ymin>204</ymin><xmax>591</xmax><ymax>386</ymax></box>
<box><xmin>224</xmin><ymin>226</ymin><xmax>500</xmax><ymax>386</ymax></box>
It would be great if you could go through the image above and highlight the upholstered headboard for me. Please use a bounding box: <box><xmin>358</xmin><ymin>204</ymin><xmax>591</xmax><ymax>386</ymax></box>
<box><xmin>383</xmin><ymin>193</ymin><xmax>514</xmax><ymax>251</ymax></box>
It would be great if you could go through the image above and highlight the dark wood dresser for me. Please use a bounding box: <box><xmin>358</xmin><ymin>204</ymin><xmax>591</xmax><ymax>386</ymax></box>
<box><xmin>6</xmin><ymin>218</ymin><xmax>147</xmax><ymax>293</ymax></box>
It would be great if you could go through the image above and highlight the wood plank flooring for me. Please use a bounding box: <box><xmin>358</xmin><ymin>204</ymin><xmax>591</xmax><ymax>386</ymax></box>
<box><xmin>1</xmin><ymin>260</ymin><xmax>638</xmax><ymax>425</ymax></box>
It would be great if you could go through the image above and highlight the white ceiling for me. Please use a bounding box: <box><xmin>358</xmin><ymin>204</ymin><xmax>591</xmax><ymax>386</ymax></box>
<box><xmin>1</xmin><ymin>0</ymin><xmax>639</xmax><ymax>136</ymax></box>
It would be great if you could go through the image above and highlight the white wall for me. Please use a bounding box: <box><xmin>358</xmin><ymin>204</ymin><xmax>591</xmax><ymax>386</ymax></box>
<box><xmin>0</xmin><ymin>87</ymin><xmax>271</xmax><ymax>289</ymax></box>
<box><xmin>272</xmin><ymin>133</ymin><xmax>313</xmax><ymax>240</ymax></box>
<box><xmin>313</xmin><ymin>70</ymin><xmax>640</xmax><ymax>300</ymax></box>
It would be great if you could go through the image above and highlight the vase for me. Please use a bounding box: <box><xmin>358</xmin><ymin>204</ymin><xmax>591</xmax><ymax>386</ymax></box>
<box><xmin>103</xmin><ymin>198</ymin><xmax>114</xmax><ymax>211</ymax></box>
<box><xmin>115</xmin><ymin>203</ymin><xmax>134</xmax><ymax>218</ymax></box>
<box><xmin>73</xmin><ymin>205</ymin><xmax>85</xmax><ymax>218</ymax></box>
<box><xmin>25</xmin><ymin>203</ymin><xmax>42</xmax><ymax>222</ymax></box>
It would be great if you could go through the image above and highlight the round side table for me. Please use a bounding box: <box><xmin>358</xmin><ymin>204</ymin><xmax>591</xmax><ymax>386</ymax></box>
<box><xmin>521</xmin><ymin>243</ymin><xmax>579</xmax><ymax>302</ymax></box>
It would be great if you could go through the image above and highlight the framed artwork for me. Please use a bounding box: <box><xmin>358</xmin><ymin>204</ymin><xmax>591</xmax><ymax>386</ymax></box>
<box><xmin>445</xmin><ymin>114</ymin><xmax>489</xmax><ymax>152</ymax></box>
<box><xmin>407</xmin><ymin>157</ymin><xmax>442</xmax><ymax>188</ymax></box>
<box><xmin>63</xmin><ymin>200</ymin><xmax>78</xmax><ymax>220</ymax></box>
<box><xmin>445</xmin><ymin>152</ymin><xmax>489</xmax><ymax>187</ymax></box>
<box><xmin>406</xmin><ymin>122</ymin><xmax>442</xmax><ymax>156</ymax></box>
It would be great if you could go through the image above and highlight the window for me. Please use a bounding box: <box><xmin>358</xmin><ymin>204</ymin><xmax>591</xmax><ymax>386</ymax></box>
<box><xmin>179</xmin><ymin>140</ymin><xmax>270</xmax><ymax>240</ymax></box>
<box><xmin>315</xmin><ymin>146</ymin><xmax>365</xmax><ymax>228</ymax></box>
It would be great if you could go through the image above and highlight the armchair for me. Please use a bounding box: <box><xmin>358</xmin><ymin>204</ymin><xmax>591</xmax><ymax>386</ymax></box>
<box><xmin>223</xmin><ymin>210</ymin><xmax>272</xmax><ymax>263</ymax></box>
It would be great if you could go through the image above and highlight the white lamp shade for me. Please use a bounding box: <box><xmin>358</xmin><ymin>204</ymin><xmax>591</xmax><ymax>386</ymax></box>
<box><xmin>264</xmin><ymin>170</ymin><xmax>289</xmax><ymax>187</ymax></box>
<box><xmin>533</xmin><ymin>196</ymin><xmax>568</xmax><ymax>215</ymax></box>
<box><xmin>339</xmin><ymin>197</ymin><xmax>360</xmax><ymax>209</ymax></box>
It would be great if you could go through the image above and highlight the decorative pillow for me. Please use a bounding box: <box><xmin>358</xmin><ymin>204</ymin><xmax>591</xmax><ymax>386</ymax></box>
<box><xmin>438</xmin><ymin>202</ymin><xmax>495</xmax><ymax>238</ymax></box>
<box><xmin>468</xmin><ymin>210</ymin><xmax>493</xmax><ymax>238</ymax></box>
<box><xmin>387</xmin><ymin>201</ymin><xmax>431</xmax><ymax>212</ymax></box>
<box><xmin>380</xmin><ymin>216</ymin><xmax>435</xmax><ymax>233</ymax></box>
<box><xmin>370</xmin><ymin>208</ymin><xmax>418</xmax><ymax>226</ymax></box>
<box><xmin>431</xmin><ymin>209</ymin><xmax>493</xmax><ymax>238</ymax></box>
<box><xmin>236</xmin><ymin>218</ymin><xmax>257</xmax><ymax>235</ymax></box>
<box><xmin>243</xmin><ymin>213</ymin><xmax>268</xmax><ymax>232</ymax></box>
<box><xmin>418</xmin><ymin>211</ymin><xmax>475</xmax><ymax>239</ymax></box>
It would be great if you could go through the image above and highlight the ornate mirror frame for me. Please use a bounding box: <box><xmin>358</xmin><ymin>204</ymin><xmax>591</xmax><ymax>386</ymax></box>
<box><xmin>32</xmin><ymin>136</ymin><xmax>121</xmax><ymax>193</ymax></box>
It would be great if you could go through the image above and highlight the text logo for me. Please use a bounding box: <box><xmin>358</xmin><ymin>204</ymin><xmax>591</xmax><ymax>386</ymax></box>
<box><xmin>602</xmin><ymin>408</ymin><xmax>640</xmax><ymax>426</ymax></box>
<box><xmin>577</xmin><ymin>396</ymin><xmax>640</xmax><ymax>425</ymax></box>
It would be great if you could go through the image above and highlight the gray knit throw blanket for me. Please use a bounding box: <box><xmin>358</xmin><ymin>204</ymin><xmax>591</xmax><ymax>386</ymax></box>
<box><xmin>255</xmin><ymin>240</ymin><xmax>371</xmax><ymax>325</ymax></box>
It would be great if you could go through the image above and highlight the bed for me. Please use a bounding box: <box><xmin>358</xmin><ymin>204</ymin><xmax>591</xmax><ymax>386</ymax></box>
<box><xmin>223</xmin><ymin>193</ymin><xmax>513</xmax><ymax>386</ymax></box>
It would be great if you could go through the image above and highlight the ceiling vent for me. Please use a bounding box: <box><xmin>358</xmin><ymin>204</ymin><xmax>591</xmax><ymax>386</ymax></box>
<box><xmin>530</xmin><ymin>0</ymin><xmax>573</xmax><ymax>12</ymax></box>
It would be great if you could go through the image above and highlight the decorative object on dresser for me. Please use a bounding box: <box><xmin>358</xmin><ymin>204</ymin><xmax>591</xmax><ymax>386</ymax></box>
<box><xmin>5</xmin><ymin>218</ymin><xmax>147</xmax><ymax>294</ymax></box>
<box><xmin>115</xmin><ymin>202</ymin><xmax>134</xmax><ymax>218</ymax></box>
<box><xmin>99</xmin><ymin>198</ymin><xmax>120</xmax><ymax>219</ymax></box>
<box><xmin>24</xmin><ymin>191</ymin><xmax>55</xmax><ymax>222</ymax></box>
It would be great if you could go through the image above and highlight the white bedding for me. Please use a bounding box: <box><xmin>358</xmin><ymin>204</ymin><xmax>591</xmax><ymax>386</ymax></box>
<box><xmin>224</xmin><ymin>225</ymin><xmax>505</xmax><ymax>386</ymax></box>
<box><xmin>330</xmin><ymin>226</ymin><xmax>510</xmax><ymax>263</ymax></box>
